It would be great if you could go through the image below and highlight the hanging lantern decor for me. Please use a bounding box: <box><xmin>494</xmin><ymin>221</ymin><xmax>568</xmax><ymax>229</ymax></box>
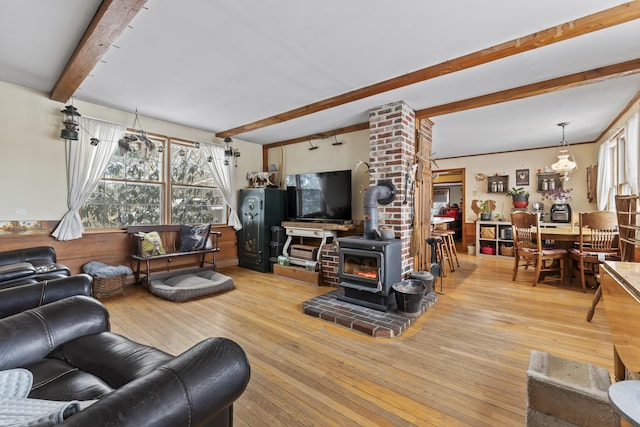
<box><xmin>60</xmin><ymin>105</ymin><xmax>81</xmax><ymax>141</ymax></box>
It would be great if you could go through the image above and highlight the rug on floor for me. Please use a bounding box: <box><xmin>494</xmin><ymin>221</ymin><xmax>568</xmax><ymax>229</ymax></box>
<box><xmin>302</xmin><ymin>288</ymin><xmax>437</xmax><ymax>338</ymax></box>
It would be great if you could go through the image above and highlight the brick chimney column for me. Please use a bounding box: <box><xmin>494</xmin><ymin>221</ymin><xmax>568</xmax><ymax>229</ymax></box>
<box><xmin>369</xmin><ymin>101</ymin><xmax>417</xmax><ymax>277</ymax></box>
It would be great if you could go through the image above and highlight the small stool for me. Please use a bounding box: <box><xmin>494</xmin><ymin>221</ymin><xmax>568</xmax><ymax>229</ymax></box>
<box><xmin>442</xmin><ymin>229</ymin><xmax>459</xmax><ymax>268</ymax></box>
<box><xmin>526</xmin><ymin>350</ymin><xmax>619</xmax><ymax>427</ymax></box>
<box><xmin>431</xmin><ymin>231</ymin><xmax>454</xmax><ymax>273</ymax></box>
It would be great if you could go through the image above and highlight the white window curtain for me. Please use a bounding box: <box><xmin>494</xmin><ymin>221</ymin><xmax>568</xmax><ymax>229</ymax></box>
<box><xmin>52</xmin><ymin>117</ymin><xmax>124</xmax><ymax>240</ymax></box>
<box><xmin>596</xmin><ymin>139</ymin><xmax>614</xmax><ymax>211</ymax></box>
<box><xmin>625</xmin><ymin>112</ymin><xmax>639</xmax><ymax>195</ymax></box>
<box><xmin>200</xmin><ymin>143</ymin><xmax>242</xmax><ymax>230</ymax></box>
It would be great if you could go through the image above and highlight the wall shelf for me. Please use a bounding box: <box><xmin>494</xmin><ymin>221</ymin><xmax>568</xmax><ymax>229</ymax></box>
<box><xmin>536</xmin><ymin>172</ymin><xmax>563</xmax><ymax>193</ymax></box>
<box><xmin>487</xmin><ymin>175</ymin><xmax>508</xmax><ymax>193</ymax></box>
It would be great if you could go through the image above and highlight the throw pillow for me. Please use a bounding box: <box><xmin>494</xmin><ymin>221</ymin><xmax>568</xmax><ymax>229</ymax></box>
<box><xmin>139</xmin><ymin>231</ymin><xmax>166</xmax><ymax>257</ymax></box>
<box><xmin>179</xmin><ymin>224</ymin><xmax>211</xmax><ymax>252</ymax></box>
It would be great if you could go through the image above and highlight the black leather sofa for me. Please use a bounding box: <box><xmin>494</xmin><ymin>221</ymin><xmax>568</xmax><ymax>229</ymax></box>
<box><xmin>0</xmin><ymin>284</ymin><xmax>250</xmax><ymax>426</ymax></box>
<box><xmin>0</xmin><ymin>246</ymin><xmax>70</xmax><ymax>289</ymax></box>
<box><xmin>0</xmin><ymin>273</ymin><xmax>93</xmax><ymax>318</ymax></box>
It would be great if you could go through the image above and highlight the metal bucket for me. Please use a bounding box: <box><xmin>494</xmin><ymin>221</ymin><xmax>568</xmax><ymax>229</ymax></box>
<box><xmin>408</xmin><ymin>271</ymin><xmax>434</xmax><ymax>294</ymax></box>
<box><xmin>392</xmin><ymin>279</ymin><xmax>425</xmax><ymax>317</ymax></box>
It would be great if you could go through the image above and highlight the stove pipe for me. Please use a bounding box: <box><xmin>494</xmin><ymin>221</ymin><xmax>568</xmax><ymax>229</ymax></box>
<box><xmin>363</xmin><ymin>180</ymin><xmax>396</xmax><ymax>239</ymax></box>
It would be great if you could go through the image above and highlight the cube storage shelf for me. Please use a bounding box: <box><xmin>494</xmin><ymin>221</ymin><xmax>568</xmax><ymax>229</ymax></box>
<box><xmin>476</xmin><ymin>220</ymin><xmax>514</xmax><ymax>258</ymax></box>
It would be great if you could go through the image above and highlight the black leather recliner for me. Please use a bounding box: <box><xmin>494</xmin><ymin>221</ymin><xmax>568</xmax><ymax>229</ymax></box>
<box><xmin>0</xmin><ymin>246</ymin><xmax>70</xmax><ymax>289</ymax></box>
<box><xmin>0</xmin><ymin>293</ymin><xmax>250</xmax><ymax>426</ymax></box>
<box><xmin>0</xmin><ymin>273</ymin><xmax>93</xmax><ymax>318</ymax></box>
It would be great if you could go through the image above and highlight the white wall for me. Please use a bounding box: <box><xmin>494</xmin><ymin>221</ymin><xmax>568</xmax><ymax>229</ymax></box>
<box><xmin>0</xmin><ymin>80</ymin><xmax>260</xmax><ymax>221</ymax></box>
<box><xmin>266</xmin><ymin>130</ymin><xmax>370</xmax><ymax>221</ymax></box>
<box><xmin>435</xmin><ymin>143</ymin><xmax>598</xmax><ymax>223</ymax></box>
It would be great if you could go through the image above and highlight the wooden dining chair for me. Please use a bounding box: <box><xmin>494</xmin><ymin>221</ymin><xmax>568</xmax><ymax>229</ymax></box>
<box><xmin>569</xmin><ymin>211</ymin><xmax>620</xmax><ymax>293</ymax></box>
<box><xmin>511</xmin><ymin>212</ymin><xmax>567</xmax><ymax>287</ymax></box>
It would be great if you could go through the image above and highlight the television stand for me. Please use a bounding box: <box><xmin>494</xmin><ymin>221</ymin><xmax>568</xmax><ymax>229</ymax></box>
<box><xmin>281</xmin><ymin>225</ymin><xmax>337</xmax><ymax>267</ymax></box>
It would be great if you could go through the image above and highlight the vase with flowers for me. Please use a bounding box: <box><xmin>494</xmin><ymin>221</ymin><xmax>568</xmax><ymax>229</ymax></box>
<box><xmin>541</xmin><ymin>187</ymin><xmax>572</xmax><ymax>204</ymax></box>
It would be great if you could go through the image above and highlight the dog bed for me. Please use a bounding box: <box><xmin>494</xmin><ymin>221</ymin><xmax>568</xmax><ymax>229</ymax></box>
<box><xmin>149</xmin><ymin>270</ymin><xmax>234</xmax><ymax>302</ymax></box>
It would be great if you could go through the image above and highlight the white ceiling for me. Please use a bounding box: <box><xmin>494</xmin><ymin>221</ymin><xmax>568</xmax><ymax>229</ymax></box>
<box><xmin>1</xmin><ymin>0</ymin><xmax>640</xmax><ymax>158</ymax></box>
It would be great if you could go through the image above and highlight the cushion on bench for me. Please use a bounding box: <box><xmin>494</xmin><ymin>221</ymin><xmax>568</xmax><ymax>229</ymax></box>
<box><xmin>138</xmin><ymin>231</ymin><xmax>166</xmax><ymax>257</ymax></box>
<box><xmin>179</xmin><ymin>224</ymin><xmax>211</xmax><ymax>252</ymax></box>
<box><xmin>149</xmin><ymin>270</ymin><xmax>233</xmax><ymax>302</ymax></box>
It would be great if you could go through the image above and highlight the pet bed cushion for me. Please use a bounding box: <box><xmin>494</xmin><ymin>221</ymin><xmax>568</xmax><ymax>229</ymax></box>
<box><xmin>149</xmin><ymin>270</ymin><xmax>233</xmax><ymax>302</ymax></box>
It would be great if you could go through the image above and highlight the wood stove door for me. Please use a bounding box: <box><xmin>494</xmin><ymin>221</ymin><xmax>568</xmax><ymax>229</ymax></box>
<box><xmin>339</xmin><ymin>248</ymin><xmax>384</xmax><ymax>290</ymax></box>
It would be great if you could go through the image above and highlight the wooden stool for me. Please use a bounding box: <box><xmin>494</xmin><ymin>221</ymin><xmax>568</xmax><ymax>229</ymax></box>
<box><xmin>443</xmin><ymin>229</ymin><xmax>459</xmax><ymax>268</ymax></box>
<box><xmin>432</xmin><ymin>231</ymin><xmax>454</xmax><ymax>273</ymax></box>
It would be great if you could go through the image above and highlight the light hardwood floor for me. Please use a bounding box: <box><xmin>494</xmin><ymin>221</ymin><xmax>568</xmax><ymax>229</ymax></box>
<box><xmin>102</xmin><ymin>253</ymin><xmax>615</xmax><ymax>426</ymax></box>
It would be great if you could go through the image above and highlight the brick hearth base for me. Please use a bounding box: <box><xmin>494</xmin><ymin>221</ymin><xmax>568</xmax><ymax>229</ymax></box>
<box><xmin>302</xmin><ymin>288</ymin><xmax>437</xmax><ymax>338</ymax></box>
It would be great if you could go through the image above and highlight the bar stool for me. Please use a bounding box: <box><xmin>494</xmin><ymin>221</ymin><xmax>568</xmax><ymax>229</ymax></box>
<box><xmin>431</xmin><ymin>231</ymin><xmax>455</xmax><ymax>273</ymax></box>
<box><xmin>442</xmin><ymin>229</ymin><xmax>459</xmax><ymax>268</ymax></box>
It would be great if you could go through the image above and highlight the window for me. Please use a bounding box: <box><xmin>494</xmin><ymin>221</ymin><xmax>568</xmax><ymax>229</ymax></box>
<box><xmin>170</xmin><ymin>141</ymin><xmax>226</xmax><ymax>225</ymax></box>
<box><xmin>603</xmin><ymin>134</ymin><xmax>626</xmax><ymax>210</ymax></box>
<box><xmin>82</xmin><ymin>133</ymin><xmax>226</xmax><ymax>228</ymax></box>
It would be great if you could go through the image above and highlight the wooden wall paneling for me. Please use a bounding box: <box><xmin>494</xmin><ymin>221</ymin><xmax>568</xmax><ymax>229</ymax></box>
<box><xmin>0</xmin><ymin>225</ymin><xmax>240</xmax><ymax>275</ymax></box>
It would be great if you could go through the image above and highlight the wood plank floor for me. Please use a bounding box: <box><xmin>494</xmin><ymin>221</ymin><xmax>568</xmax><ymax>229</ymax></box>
<box><xmin>102</xmin><ymin>253</ymin><xmax>615</xmax><ymax>426</ymax></box>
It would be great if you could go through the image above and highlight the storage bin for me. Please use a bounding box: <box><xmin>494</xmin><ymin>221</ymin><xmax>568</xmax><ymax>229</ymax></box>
<box><xmin>271</xmin><ymin>226</ymin><xmax>287</xmax><ymax>244</ymax></box>
<box><xmin>93</xmin><ymin>275</ymin><xmax>126</xmax><ymax>298</ymax></box>
<box><xmin>270</xmin><ymin>241</ymin><xmax>284</xmax><ymax>258</ymax></box>
<box><xmin>480</xmin><ymin>246</ymin><xmax>495</xmax><ymax>255</ymax></box>
<box><xmin>480</xmin><ymin>227</ymin><xmax>495</xmax><ymax>239</ymax></box>
<box><xmin>500</xmin><ymin>245</ymin><xmax>514</xmax><ymax>257</ymax></box>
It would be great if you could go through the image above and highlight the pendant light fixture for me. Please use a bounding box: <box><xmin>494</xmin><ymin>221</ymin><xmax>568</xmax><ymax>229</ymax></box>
<box><xmin>550</xmin><ymin>122</ymin><xmax>577</xmax><ymax>181</ymax></box>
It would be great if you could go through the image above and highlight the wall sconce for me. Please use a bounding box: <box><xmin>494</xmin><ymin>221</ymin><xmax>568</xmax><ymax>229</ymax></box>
<box><xmin>332</xmin><ymin>134</ymin><xmax>343</xmax><ymax>146</ymax></box>
<box><xmin>224</xmin><ymin>137</ymin><xmax>234</xmax><ymax>157</ymax></box>
<box><xmin>60</xmin><ymin>105</ymin><xmax>81</xmax><ymax>141</ymax></box>
<box><xmin>223</xmin><ymin>136</ymin><xmax>240</xmax><ymax>166</ymax></box>
<box><xmin>207</xmin><ymin>155</ymin><xmax>213</xmax><ymax>162</ymax></box>
<box><xmin>90</xmin><ymin>138</ymin><xmax>99</xmax><ymax>146</ymax></box>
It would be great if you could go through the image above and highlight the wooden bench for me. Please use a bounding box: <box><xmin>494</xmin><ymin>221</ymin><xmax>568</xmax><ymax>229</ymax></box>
<box><xmin>127</xmin><ymin>225</ymin><xmax>221</xmax><ymax>285</ymax></box>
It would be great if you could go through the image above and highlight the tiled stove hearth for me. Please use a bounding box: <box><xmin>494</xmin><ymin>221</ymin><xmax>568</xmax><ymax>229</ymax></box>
<box><xmin>337</xmin><ymin>236</ymin><xmax>401</xmax><ymax>312</ymax></box>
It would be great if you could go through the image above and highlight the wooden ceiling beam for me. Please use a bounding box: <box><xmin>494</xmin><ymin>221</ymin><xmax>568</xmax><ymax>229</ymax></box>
<box><xmin>417</xmin><ymin>58</ymin><xmax>640</xmax><ymax>118</ymax></box>
<box><xmin>262</xmin><ymin>122</ymin><xmax>369</xmax><ymax>150</ymax></box>
<box><xmin>263</xmin><ymin>58</ymin><xmax>640</xmax><ymax>150</ymax></box>
<box><xmin>50</xmin><ymin>0</ymin><xmax>148</xmax><ymax>102</ymax></box>
<box><xmin>217</xmin><ymin>1</ymin><xmax>640</xmax><ymax>138</ymax></box>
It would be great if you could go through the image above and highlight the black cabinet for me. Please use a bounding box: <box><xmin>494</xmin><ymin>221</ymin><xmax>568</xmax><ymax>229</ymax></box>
<box><xmin>237</xmin><ymin>188</ymin><xmax>286</xmax><ymax>272</ymax></box>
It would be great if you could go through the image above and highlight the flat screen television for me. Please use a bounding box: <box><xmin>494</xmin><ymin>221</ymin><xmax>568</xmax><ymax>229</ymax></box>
<box><xmin>286</xmin><ymin>170</ymin><xmax>352</xmax><ymax>222</ymax></box>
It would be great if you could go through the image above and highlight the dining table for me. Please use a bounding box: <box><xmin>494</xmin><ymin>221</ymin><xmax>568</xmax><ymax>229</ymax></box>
<box><xmin>538</xmin><ymin>223</ymin><xmax>583</xmax><ymax>242</ymax></box>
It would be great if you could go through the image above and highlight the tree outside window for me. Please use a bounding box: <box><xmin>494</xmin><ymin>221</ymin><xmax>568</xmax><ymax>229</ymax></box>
<box><xmin>82</xmin><ymin>133</ymin><xmax>226</xmax><ymax>228</ymax></box>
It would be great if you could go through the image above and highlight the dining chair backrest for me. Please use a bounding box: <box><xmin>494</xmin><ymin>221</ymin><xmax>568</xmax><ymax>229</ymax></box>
<box><xmin>577</xmin><ymin>211</ymin><xmax>619</xmax><ymax>254</ymax></box>
<box><xmin>511</xmin><ymin>212</ymin><xmax>541</xmax><ymax>252</ymax></box>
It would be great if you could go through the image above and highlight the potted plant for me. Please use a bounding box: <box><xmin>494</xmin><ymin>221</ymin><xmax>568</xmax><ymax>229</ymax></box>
<box><xmin>476</xmin><ymin>199</ymin><xmax>496</xmax><ymax>221</ymax></box>
<box><xmin>506</xmin><ymin>187</ymin><xmax>530</xmax><ymax>208</ymax></box>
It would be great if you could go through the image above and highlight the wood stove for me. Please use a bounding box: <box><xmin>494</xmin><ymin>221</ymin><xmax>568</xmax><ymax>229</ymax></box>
<box><xmin>337</xmin><ymin>236</ymin><xmax>402</xmax><ymax>312</ymax></box>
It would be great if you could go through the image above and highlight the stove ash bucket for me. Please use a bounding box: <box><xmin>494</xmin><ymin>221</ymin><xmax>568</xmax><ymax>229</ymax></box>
<box><xmin>392</xmin><ymin>279</ymin><xmax>426</xmax><ymax>317</ymax></box>
<box><xmin>408</xmin><ymin>271</ymin><xmax>434</xmax><ymax>294</ymax></box>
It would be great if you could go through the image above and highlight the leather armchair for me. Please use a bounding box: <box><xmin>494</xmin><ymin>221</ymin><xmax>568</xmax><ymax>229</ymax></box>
<box><xmin>0</xmin><ymin>246</ymin><xmax>70</xmax><ymax>289</ymax></box>
<box><xmin>0</xmin><ymin>273</ymin><xmax>93</xmax><ymax>319</ymax></box>
<box><xmin>0</xmin><ymin>296</ymin><xmax>250</xmax><ymax>426</ymax></box>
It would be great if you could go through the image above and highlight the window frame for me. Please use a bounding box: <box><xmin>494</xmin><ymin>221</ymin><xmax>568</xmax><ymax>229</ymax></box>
<box><xmin>81</xmin><ymin>130</ymin><xmax>227</xmax><ymax>230</ymax></box>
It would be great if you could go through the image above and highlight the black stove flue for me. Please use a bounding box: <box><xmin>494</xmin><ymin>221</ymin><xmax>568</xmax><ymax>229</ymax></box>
<box><xmin>337</xmin><ymin>236</ymin><xmax>402</xmax><ymax>312</ymax></box>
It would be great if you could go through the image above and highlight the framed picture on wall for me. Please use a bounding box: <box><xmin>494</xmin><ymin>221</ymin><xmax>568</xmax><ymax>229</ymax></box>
<box><xmin>516</xmin><ymin>169</ymin><xmax>529</xmax><ymax>186</ymax></box>
<box><xmin>433</xmin><ymin>188</ymin><xmax>450</xmax><ymax>204</ymax></box>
